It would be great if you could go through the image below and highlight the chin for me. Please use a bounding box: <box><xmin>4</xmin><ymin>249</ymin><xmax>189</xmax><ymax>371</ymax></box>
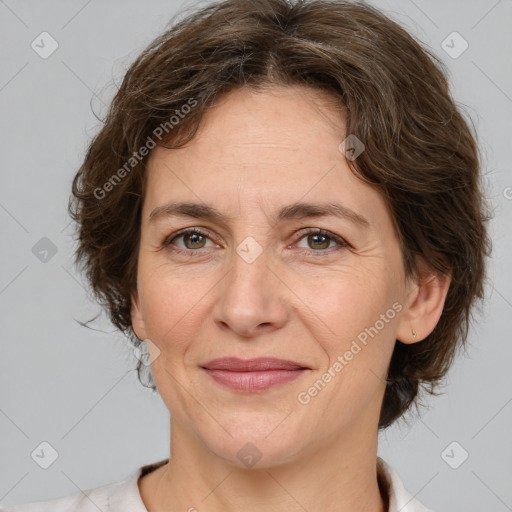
<box><xmin>213</xmin><ymin>440</ymin><xmax>305</xmax><ymax>470</ymax></box>
<box><xmin>196</xmin><ymin>417</ymin><xmax>309</xmax><ymax>469</ymax></box>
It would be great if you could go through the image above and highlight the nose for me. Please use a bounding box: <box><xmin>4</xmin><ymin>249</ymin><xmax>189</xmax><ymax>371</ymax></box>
<box><xmin>212</xmin><ymin>245</ymin><xmax>289</xmax><ymax>338</ymax></box>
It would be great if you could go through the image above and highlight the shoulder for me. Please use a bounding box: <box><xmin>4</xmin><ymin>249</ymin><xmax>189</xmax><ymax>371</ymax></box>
<box><xmin>378</xmin><ymin>458</ymin><xmax>435</xmax><ymax>512</ymax></box>
<box><xmin>0</xmin><ymin>462</ymin><xmax>160</xmax><ymax>512</ymax></box>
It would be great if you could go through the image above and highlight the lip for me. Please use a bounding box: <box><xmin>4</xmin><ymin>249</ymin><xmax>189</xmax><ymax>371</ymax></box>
<box><xmin>202</xmin><ymin>357</ymin><xmax>308</xmax><ymax>371</ymax></box>
<box><xmin>201</xmin><ymin>357</ymin><xmax>309</xmax><ymax>392</ymax></box>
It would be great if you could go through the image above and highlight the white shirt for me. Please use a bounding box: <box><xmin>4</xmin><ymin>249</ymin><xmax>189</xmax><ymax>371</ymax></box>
<box><xmin>2</xmin><ymin>458</ymin><xmax>434</xmax><ymax>511</ymax></box>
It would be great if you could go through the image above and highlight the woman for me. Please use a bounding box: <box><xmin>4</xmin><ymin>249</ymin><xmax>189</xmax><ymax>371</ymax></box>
<box><xmin>5</xmin><ymin>0</ymin><xmax>490</xmax><ymax>510</ymax></box>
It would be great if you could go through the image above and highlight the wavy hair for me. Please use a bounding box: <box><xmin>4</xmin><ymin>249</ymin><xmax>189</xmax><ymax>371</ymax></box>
<box><xmin>69</xmin><ymin>0</ymin><xmax>491</xmax><ymax>428</ymax></box>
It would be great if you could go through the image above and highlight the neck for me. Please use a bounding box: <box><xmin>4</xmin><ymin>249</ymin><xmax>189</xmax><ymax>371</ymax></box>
<box><xmin>139</xmin><ymin>418</ymin><xmax>387</xmax><ymax>512</ymax></box>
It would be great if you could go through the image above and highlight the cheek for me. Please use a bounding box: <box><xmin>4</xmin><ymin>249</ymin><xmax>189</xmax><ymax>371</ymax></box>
<box><xmin>294</xmin><ymin>263</ymin><xmax>400</xmax><ymax>399</ymax></box>
<box><xmin>137</xmin><ymin>270</ymin><xmax>205</xmax><ymax>402</ymax></box>
<box><xmin>137</xmin><ymin>263</ymin><xmax>211</xmax><ymax>351</ymax></box>
<box><xmin>299</xmin><ymin>276</ymin><xmax>398</xmax><ymax>425</ymax></box>
<box><xmin>296</xmin><ymin>264</ymin><xmax>396</xmax><ymax>340</ymax></box>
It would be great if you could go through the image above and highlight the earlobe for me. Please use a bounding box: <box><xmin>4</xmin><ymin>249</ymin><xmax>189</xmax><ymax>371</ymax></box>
<box><xmin>130</xmin><ymin>289</ymin><xmax>147</xmax><ymax>341</ymax></box>
<box><xmin>396</xmin><ymin>265</ymin><xmax>451</xmax><ymax>345</ymax></box>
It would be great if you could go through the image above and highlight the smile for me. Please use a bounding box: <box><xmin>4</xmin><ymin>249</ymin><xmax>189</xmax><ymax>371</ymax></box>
<box><xmin>202</xmin><ymin>368</ymin><xmax>308</xmax><ymax>391</ymax></box>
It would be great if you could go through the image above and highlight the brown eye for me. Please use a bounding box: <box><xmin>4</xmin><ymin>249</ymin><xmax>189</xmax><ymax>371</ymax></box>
<box><xmin>164</xmin><ymin>228</ymin><xmax>216</xmax><ymax>253</ymax></box>
<box><xmin>306</xmin><ymin>233</ymin><xmax>331</xmax><ymax>250</ymax></box>
<box><xmin>295</xmin><ymin>229</ymin><xmax>348</xmax><ymax>253</ymax></box>
<box><xmin>182</xmin><ymin>232</ymin><xmax>207</xmax><ymax>249</ymax></box>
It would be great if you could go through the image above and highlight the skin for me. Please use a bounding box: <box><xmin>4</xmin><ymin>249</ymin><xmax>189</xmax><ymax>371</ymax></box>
<box><xmin>131</xmin><ymin>85</ymin><xmax>451</xmax><ymax>512</ymax></box>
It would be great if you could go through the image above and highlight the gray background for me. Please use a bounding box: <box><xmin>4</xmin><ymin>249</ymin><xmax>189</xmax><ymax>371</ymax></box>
<box><xmin>1</xmin><ymin>0</ymin><xmax>511</xmax><ymax>510</ymax></box>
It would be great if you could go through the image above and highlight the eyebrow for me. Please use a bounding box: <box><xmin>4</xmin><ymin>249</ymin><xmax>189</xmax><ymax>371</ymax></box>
<box><xmin>148</xmin><ymin>200</ymin><xmax>370</xmax><ymax>228</ymax></box>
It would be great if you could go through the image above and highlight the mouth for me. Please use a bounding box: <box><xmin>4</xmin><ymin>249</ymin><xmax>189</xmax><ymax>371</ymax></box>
<box><xmin>200</xmin><ymin>357</ymin><xmax>310</xmax><ymax>392</ymax></box>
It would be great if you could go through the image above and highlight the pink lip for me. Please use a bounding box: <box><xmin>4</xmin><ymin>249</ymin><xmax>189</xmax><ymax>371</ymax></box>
<box><xmin>203</xmin><ymin>368</ymin><xmax>307</xmax><ymax>391</ymax></box>
<box><xmin>202</xmin><ymin>357</ymin><xmax>308</xmax><ymax>371</ymax></box>
<box><xmin>201</xmin><ymin>357</ymin><xmax>309</xmax><ymax>392</ymax></box>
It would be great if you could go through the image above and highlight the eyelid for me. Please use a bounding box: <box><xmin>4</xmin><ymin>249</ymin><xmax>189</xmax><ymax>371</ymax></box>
<box><xmin>162</xmin><ymin>226</ymin><xmax>351</xmax><ymax>254</ymax></box>
<box><xmin>292</xmin><ymin>227</ymin><xmax>351</xmax><ymax>252</ymax></box>
<box><xmin>162</xmin><ymin>227</ymin><xmax>219</xmax><ymax>249</ymax></box>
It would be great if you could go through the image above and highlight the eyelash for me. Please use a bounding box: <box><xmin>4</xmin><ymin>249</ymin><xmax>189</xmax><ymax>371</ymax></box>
<box><xmin>162</xmin><ymin>227</ymin><xmax>350</xmax><ymax>257</ymax></box>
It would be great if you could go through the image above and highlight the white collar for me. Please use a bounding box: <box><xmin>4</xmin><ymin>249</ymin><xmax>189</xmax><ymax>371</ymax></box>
<box><xmin>378</xmin><ymin>458</ymin><xmax>434</xmax><ymax>512</ymax></box>
<box><xmin>94</xmin><ymin>458</ymin><xmax>435</xmax><ymax>512</ymax></box>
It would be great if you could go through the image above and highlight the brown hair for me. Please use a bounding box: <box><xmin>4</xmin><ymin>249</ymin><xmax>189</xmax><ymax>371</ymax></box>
<box><xmin>69</xmin><ymin>0</ymin><xmax>491</xmax><ymax>428</ymax></box>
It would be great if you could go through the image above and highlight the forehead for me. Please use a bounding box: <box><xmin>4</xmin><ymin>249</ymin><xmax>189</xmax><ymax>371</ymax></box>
<box><xmin>143</xmin><ymin>86</ymin><xmax>388</xmax><ymax>228</ymax></box>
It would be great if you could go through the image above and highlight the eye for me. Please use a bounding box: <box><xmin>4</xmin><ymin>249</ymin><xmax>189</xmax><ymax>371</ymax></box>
<box><xmin>162</xmin><ymin>227</ymin><xmax>350</xmax><ymax>257</ymax></box>
<box><xmin>163</xmin><ymin>228</ymin><xmax>218</xmax><ymax>254</ymax></box>
<box><xmin>294</xmin><ymin>228</ymin><xmax>349</xmax><ymax>253</ymax></box>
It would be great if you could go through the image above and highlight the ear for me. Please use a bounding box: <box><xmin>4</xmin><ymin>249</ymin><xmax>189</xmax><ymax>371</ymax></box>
<box><xmin>130</xmin><ymin>289</ymin><xmax>147</xmax><ymax>341</ymax></box>
<box><xmin>396</xmin><ymin>259</ymin><xmax>451</xmax><ymax>344</ymax></box>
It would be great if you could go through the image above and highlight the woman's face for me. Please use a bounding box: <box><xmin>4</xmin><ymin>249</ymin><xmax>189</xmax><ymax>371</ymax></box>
<box><xmin>131</xmin><ymin>85</ymin><xmax>414</xmax><ymax>466</ymax></box>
